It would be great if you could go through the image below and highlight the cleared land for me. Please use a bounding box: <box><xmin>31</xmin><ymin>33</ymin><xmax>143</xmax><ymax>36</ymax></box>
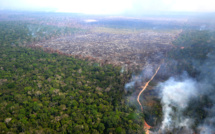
<box><xmin>34</xmin><ymin>25</ymin><xmax>181</xmax><ymax>70</ymax></box>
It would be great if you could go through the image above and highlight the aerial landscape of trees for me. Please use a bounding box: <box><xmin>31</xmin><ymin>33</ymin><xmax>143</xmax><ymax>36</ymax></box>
<box><xmin>0</xmin><ymin>21</ymin><xmax>144</xmax><ymax>133</ymax></box>
<box><xmin>0</xmin><ymin>12</ymin><xmax>215</xmax><ymax>134</ymax></box>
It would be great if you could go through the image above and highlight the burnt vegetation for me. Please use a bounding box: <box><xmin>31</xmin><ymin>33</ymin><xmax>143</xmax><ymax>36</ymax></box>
<box><xmin>0</xmin><ymin>11</ymin><xmax>215</xmax><ymax>134</ymax></box>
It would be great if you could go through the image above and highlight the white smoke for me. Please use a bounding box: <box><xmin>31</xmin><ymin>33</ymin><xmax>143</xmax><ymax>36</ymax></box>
<box><xmin>157</xmin><ymin>51</ymin><xmax>215</xmax><ymax>133</ymax></box>
<box><xmin>197</xmin><ymin>51</ymin><xmax>215</xmax><ymax>134</ymax></box>
<box><xmin>125</xmin><ymin>64</ymin><xmax>156</xmax><ymax>90</ymax></box>
<box><xmin>124</xmin><ymin>50</ymin><xmax>215</xmax><ymax>133</ymax></box>
<box><xmin>158</xmin><ymin>72</ymin><xmax>198</xmax><ymax>132</ymax></box>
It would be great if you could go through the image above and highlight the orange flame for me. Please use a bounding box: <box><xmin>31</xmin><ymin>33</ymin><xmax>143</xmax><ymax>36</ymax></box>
<box><xmin>137</xmin><ymin>65</ymin><xmax>161</xmax><ymax>134</ymax></box>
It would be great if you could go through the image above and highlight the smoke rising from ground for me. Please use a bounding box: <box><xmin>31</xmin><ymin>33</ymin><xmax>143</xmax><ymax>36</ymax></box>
<box><xmin>197</xmin><ymin>51</ymin><xmax>215</xmax><ymax>134</ymax></box>
<box><xmin>125</xmin><ymin>50</ymin><xmax>215</xmax><ymax>133</ymax></box>
<box><xmin>125</xmin><ymin>64</ymin><xmax>158</xmax><ymax>90</ymax></box>
<box><xmin>157</xmin><ymin>72</ymin><xmax>197</xmax><ymax>132</ymax></box>
<box><xmin>157</xmin><ymin>50</ymin><xmax>215</xmax><ymax>133</ymax></box>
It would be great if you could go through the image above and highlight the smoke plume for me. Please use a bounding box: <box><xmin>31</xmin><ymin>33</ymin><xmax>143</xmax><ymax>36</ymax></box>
<box><xmin>157</xmin><ymin>72</ymin><xmax>197</xmax><ymax>133</ymax></box>
<box><xmin>125</xmin><ymin>64</ymin><xmax>158</xmax><ymax>90</ymax></box>
<box><xmin>124</xmin><ymin>43</ymin><xmax>215</xmax><ymax>133</ymax></box>
<box><xmin>157</xmin><ymin>50</ymin><xmax>215</xmax><ymax>133</ymax></box>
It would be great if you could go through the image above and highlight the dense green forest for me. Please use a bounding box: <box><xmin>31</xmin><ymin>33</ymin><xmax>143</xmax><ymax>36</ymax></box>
<box><xmin>0</xmin><ymin>21</ymin><xmax>83</xmax><ymax>45</ymax></box>
<box><xmin>1</xmin><ymin>20</ymin><xmax>214</xmax><ymax>134</ymax></box>
<box><xmin>0</xmin><ymin>22</ymin><xmax>144</xmax><ymax>133</ymax></box>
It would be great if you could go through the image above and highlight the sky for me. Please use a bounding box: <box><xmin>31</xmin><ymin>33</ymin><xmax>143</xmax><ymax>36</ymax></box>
<box><xmin>0</xmin><ymin>0</ymin><xmax>215</xmax><ymax>14</ymax></box>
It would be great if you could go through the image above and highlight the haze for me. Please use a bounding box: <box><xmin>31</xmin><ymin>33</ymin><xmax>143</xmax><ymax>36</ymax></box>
<box><xmin>0</xmin><ymin>0</ymin><xmax>215</xmax><ymax>14</ymax></box>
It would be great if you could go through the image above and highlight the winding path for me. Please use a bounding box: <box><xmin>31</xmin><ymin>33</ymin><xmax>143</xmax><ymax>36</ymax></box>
<box><xmin>137</xmin><ymin>65</ymin><xmax>161</xmax><ymax>134</ymax></box>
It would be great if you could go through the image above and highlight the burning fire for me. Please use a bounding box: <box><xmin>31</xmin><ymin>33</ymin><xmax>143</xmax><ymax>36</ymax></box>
<box><xmin>137</xmin><ymin>65</ymin><xmax>161</xmax><ymax>134</ymax></box>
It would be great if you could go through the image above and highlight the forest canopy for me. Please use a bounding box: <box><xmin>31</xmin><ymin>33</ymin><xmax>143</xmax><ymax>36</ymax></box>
<box><xmin>0</xmin><ymin>21</ymin><xmax>144</xmax><ymax>133</ymax></box>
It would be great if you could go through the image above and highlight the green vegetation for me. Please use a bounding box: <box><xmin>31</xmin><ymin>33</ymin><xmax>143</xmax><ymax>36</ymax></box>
<box><xmin>166</xmin><ymin>30</ymin><xmax>215</xmax><ymax>129</ymax></box>
<box><xmin>167</xmin><ymin>30</ymin><xmax>215</xmax><ymax>76</ymax></box>
<box><xmin>0</xmin><ymin>21</ymin><xmax>83</xmax><ymax>46</ymax></box>
<box><xmin>0</xmin><ymin>22</ymin><xmax>144</xmax><ymax>133</ymax></box>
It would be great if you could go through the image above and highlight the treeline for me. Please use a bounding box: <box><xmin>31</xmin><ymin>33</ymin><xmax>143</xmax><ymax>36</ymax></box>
<box><xmin>0</xmin><ymin>21</ymin><xmax>83</xmax><ymax>46</ymax></box>
<box><xmin>167</xmin><ymin>30</ymin><xmax>215</xmax><ymax>76</ymax></box>
<box><xmin>0</xmin><ymin>22</ymin><xmax>144</xmax><ymax>133</ymax></box>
